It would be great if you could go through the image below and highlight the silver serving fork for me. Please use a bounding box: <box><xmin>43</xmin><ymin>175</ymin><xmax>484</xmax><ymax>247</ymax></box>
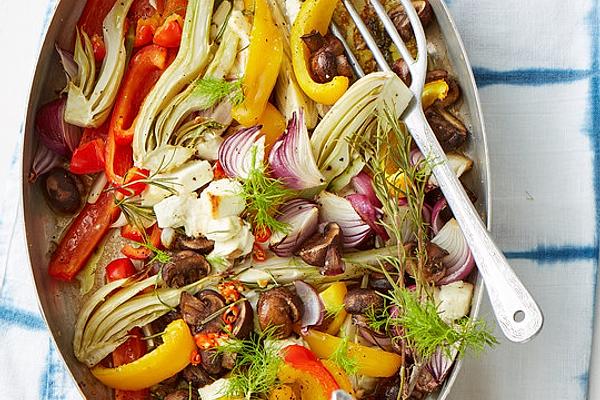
<box><xmin>334</xmin><ymin>0</ymin><xmax>543</xmax><ymax>342</ymax></box>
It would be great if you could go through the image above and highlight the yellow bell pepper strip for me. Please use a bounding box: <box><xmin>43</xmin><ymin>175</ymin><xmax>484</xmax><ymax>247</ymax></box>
<box><xmin>319</xmin><ymin>282</ymin><xmax>348</xmax><ymax>335</ymax></box>
<box><xmin>291</xmin><ymin>0</ymin><xmax>349</xmax><ymax>105</ymax></box>
<box><xmin>268</xmin><ymin>385</ymin><xmax>297</xmax><ymax>400</ymax></box>
<box><xmin>91</xmin><ymin>319</ymin><xmax>196</xmax><ymax>390</ymax></box>
<box><xmin>303</xmin><ymin>329</ymin><xmax>403</xmax><ymax>378</ymax></box>
<box><xmin>256</xmin><ymin>102</ymin><xmax>287</xmax><ymax>153</ymax></box>
<box><xmin>232</xmin><ymin>0</ymin><xmax>283</xmax><ymax>126</ymax></box>
<box><xmin>321</xmin><ymin>359</ymin><xmax>355</xmax><ymax>395</ymax></box>
<box><xmin>279</xmin><ymin>345</ymin><xmax>340</xmax><ymax>400</ymax></box>
<box><xmin>422</xmin><ymin>79</ymin><xmax>449</xmax><ymax>109</ymax></box>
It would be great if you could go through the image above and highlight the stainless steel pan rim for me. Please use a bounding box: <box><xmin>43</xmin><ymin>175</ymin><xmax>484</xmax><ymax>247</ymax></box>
<box><xmin>21</xmin><ymin>0</ymin><xmax>492</xmax><ymax>399</ymax></box>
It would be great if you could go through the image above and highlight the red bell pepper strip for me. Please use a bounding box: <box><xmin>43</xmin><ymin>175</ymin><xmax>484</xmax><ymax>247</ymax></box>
<box><xmin>70</xmin><ymin>138</ymin><xmax>106</xmax><ymax>175</ymax></box>
<box><xmin>134</xmin><ymin>22</ymin><xmax>156</xmax><ymax>47</ymax></box>
<box><xmin>48</xmin><ymin>190</ymin><xmax>121</xmax><ymax>281</ymax></box>
<box><xmin>80</xmin><ymin>121</ymin><xmax>109</xmax><ymax>146</ymax></box>
<box><xmin>118</xmin><ymin>167</ymin><xmax>150</xmax><ymax>196</ymax></box>
<box><xmin>121</xmin><ymin>224</ymin><xmax>162</xmax><ymax>260</ymax></box>
<box><xmin>105</xmin><ymin>44</ymin><xmax>168</xmax><ymax>185</ymax></box>
<box><xmin>106</xmin><ymin>258</ymin><xmax>149</xmax><ymax>400</ymax></box>
<box><xmin>281</xmin><ymin>345</ymin><xmax>340</xmax><ymax>395</ymax></box>
<box><xmin>153</xmin><ymin>14</ymin><xmax>183</xmax><ymax>48</ymax></box>
<box><xmin>91</xmin><ymin>34</ymin><xmax>107</xmax><ymax>62</ymax></box>
<box><xmin>78</xmin><ymin>0</ymin><xmax>117</xmax><ymax>37</ymax></box>
<box><xmin>164</xmin><ymin>0</ymin><xmax>187</xmax><ymax>17</ymax></box>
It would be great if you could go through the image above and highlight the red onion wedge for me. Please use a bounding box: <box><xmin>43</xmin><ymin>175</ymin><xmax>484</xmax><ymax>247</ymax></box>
<box><xmin>55</xmin><ymin>45</ymin><xmax>78</xmax><ymax>81</ymax></box>
<box><xmin>270</xmin><ymin>199</ymin><xmax>319</xmax><ymax>257</ymax></box>
<box><xmin>431</xmin><ymin>198</ymin><xmax>448</xmax><ymax>235</ymax></box>
<box><xmin>218</xmin><ymin>125</ymin><xmax>264</xmax><ymax>179</ymax></box>
<box><xmin>294</xmin><ymin>280</ymin><xmax>325</xmax><ymax>331</ymax></box>
<box><xmin>28</xmin><ymin>143</ymin><xmax>63</xmax><ymax>182</ymax></box>
<box><xmin>351</xmin><ymin>171</ymin><xmax>381</xmax><ymax>207</ymax></box>
<box><xmin>431</xmin><ymin>218</ymin><xmax>475</xmax><ymax>285</ymax></box>
<box><xmin>317</xmin><ymin>191</ymin><xmax>373</xmax><ymax>248</ymax></box>
<box><xmin>426</xmin><ymin>346</ymin><xmax>458</xmax><ymax>384</ymax></box>
<box><xmin>269</xmin><ymin>111</ymin><xmax>325</xmax><ymax>190</ymax></box>
<box><xmin>346</xmin><ymin>194</ymin><xmax>389</xmax><ymax>241</ymax></box>
<box><xmin>35</xmin><ymin>97</ymin><xmax>82</xmax><ymax>157</ymax></box>
<box><xmin>359</xmin><ymin>326</ymin><xmax>394</xmax><ymax>352</ymax></box>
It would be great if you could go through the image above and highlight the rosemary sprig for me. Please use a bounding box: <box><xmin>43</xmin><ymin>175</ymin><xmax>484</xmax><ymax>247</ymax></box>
<box><xmin>115</xmin><ymin>196</ymin><xmax>156</xmax><ymax>232</ymax></box>
<box><xmin>216</xmin><ymin>327</ymin><xmax>282</xmax><ymax>400</ymax></box>
<box><xmin>242</xmin><ymin>148</ymin><xmax>292</xmax><ymax>234</ymax></box>
<box><xmin>192</xmin><ymin>77</ymin><xmax>244</xmax><ymax>107</ymax></box>
<box><xmin>328</xmin><ymin>336</ymin><xmax>359</xmax><ymax>376</ymax></box>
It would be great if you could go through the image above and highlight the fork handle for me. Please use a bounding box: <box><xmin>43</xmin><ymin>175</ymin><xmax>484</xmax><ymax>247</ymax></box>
<box><xmin>404</xmin><ymin>109</ymin><xmax>543</xmax><ymax>343</ymax></box>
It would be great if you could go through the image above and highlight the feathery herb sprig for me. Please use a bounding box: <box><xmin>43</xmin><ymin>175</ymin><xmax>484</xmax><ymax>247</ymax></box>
<box><xmin>242</xmin><ymin>148</ymin><xmax>292</xmax><ymax>234</ymax></box>
<box><xmin>328</xmin><ymin>336</ymin><xmax>359</xmax><ymax>376</ymax></box>
<box><xmin>192</xmin><ymin>77</ymin><xmax>244</xmax><ymax>107</ymax></box>
<box><xmin>216</xmin><ymin>327</ymin><xmax>282</xmax><ymax>400</ymax></box>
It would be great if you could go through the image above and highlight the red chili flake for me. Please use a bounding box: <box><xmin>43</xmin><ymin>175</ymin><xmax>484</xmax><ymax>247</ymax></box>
<box><xmin>222</xmin><ymin>304</ymin><xmax>240</xmax><ymax>325</ymax></box>
<box><xmin>254</xmin><ymin>226</ymin><xmax>272</xmax><ymax>243</ymax></box>
<box><xmin>190</xmin><ymin>349</ymin><xmax>202</xmax><ymax>366</ymax></box>
<box><xmin>214</xmin><ymin>161</ymin><xmax>227</xmax><ymax>180</ymax></box>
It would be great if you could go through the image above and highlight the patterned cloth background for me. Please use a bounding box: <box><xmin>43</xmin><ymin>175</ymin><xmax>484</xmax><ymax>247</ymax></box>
<box><xmin>0</xmin><ymin>0</ymin><xmax>597</xmax><ymax>399</ymax></box>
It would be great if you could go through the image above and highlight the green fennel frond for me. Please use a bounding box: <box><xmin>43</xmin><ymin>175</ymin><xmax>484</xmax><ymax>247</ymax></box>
<box><xmin>192</xmin><ymin>77</ymin><xmax>244</xmax><ymax>107</ymax></box>
<box><xmin>328</xmin><ymin>336</ymin><xmax>359</xmax><ymax>376</ymax></box>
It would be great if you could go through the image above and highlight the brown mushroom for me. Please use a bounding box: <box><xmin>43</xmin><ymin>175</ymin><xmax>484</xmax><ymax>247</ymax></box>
<box><xmin>425</xmin><ymin>106</ymin><xmax>468</xmax><ymax>151</ymax></box>
<box><xmin>199</xmin><ymin>348</ymin><xmax>224</xmax><ymax>376</ymax></box>
<box><xmin>374</xmin><ymin>377</ymin><xmax>402</xmax><ymax>400</ymax></box>
<box><xmin>423</xmin><ymin>242</ymin><xmax>448</xmax><ymax>283</ymax></box>
<box><xmin>392</xmin><ymin>58</ymin><xmax>412</xmax><ymax>87</ymax></box>
<box><xmin>301</xmin><ymin>30</ymin><xmax>326</xmax><ymax>52</ymax></box>
<box><xmin>173</xmin><ymin>234</ymin><xmax>215</xmax><ymax>253</ymax></box>
<box><xmin>323</xmin><ymin>33</ymin><xmax>345</xmax><ymax>56</ymax></box>
<box><xmin>437</xmin><ymin>77</ymin><xmax>461</xmax><ymax>108</ymax></box>
<box><xmin>425</xmin><ymin>69</ymin><xmax>448</xmax><ymax>83</ymax></box>
<box><xmin>344</xmin><ymin>288</ymin><xmax>384</xmax><ymax>315</ymax></box>
<box><xmin>297</xmin><ymin>222</ymin><xmax>344</xmax><ymax>275</ymax></box>
<box><xmin>310</xmin><ymin>49</ymin><xmax>338</xmax><ymax>83</ymax></box>
<box><xmin>180</xmin><ymin>290</ymin><xmax>226</xmax><ymax>334</ymax></box>
<box><xmin>182</xmin><ymin>364</ymin><xmax>213</xmax><ymax>389</ymax></box>
<box><xmin>412</xmin><ymin>367</ymin><xmax>440</xmax><ymax>399</ymax></box>
<box><xmin>257</xmin><ymin>287</ymin><xmax>303</xmax><ymax>338</ymax></box>
<box><xmin>390</xmin><ymin>0</ymin><xmax>433</xmax><ymax>42</ymax></box>
<box><xmin>231</xmin><ymin>299</ymin><xmax>254</xmax><ymax>339</ymax></box>
<box><xmin>42</xmin><ymin>168</ymin><xmax>83</xmax><ymax>215</ymax></box>
<box><xmin>162</xmin><ymin>251</ymin><xmax>211</xmax><ymax>288</ymax></box>
<box><xmin>336</xmin><ymin>55</ymin><xmax>354</xmax><ymax>79</ymax></box>
<box><xmin>165</xmin><ymin>390</ymin><xmax>199</xmax><ymax>400</ymax></box>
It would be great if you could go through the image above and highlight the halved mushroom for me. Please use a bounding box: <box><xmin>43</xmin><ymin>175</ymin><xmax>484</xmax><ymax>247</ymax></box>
<box><xmin>173</xmin><ymin>234</ymin><xmax>215</xmax><ymax>254</ymax></box>
<box><xmin>301</xmin><ymin>30</ymin><xmax>326</xmax><ymax>52</ymax></box>
<box><xmin>42</xmin><ymin>168</ymin><xmax>84</xmax><ymax>215</ymax></box>
<box><xmin>389</xmin><ymin>0</ymin><xmax>433</xmax><ymax>42</ymax></box>
<box><xmin>425</xmin><ymin>106</ymin><xmax>468</xmax><ymax>152</ymax></box>
<box><xmin>257</xmin><ymin>287</ymin><xmax>303</xmax><ymax>338</ymax></box>
<box><xmin>231</xmin><ymin>299</ymin><xmax>254</xmax><ymax>339</ymax></box>
<box><xmin>199</xmin><ymin>348</ymin><xmax>224</xmax><ymax>376</ymax></box>
<box><xmin>180</xmin><ymin>290</ymin><xmax>226</xmax><ymax>334</ymax></box>
<box><xmin>392</xmin><ymin>58</ymin><xmax>412</xmax><ymax>87</ymax></box>
<box><xmin>303</xmin><ymin>31</ymin><xmax>354</xmax><ymax>83</ymax></box>
<box><xmin>162</xmin><ymin>251</ymin><xmax>211</xmax><ymax>288</ymax></box>
<box><xmin>297</xmin><ymin>223</ymin><xmax>345</xmax><ymax>275</ymax></box>
<box><xmin>406</xmin><ymin>242</ymin><xmax>448</xmax><ymax>283</ymax></box>
<box><xmin>344</xmin><ymin>288</ymin><xmax>384</xmax><ymax>315</ymax></box>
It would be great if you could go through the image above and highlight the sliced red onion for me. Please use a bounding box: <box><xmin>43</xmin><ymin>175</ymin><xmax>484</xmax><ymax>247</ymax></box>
<box><xmin>294</xmin><ymin>280</ymin><xmax>325</xmax><ymax>330</ymax></box>
<box><xmin>426</xmin><ymin>346</ymin><xmax>458</xmax><ymax>384</ymax></box>
<box><xmin>431</xmin><ymin>218</ymin><xmax>475</xmax><ymax>285</ymax></box>
<box><xmin>359</xmin><ymin>327</ymin><xmax>394</xmax><ymax>352</ymax></box>
<box><xmin>317</xmin><ymin>191</ymin><xmax>373</xmax><ymax>248</ymax></box>
<box><xmin>35</xmin><ymin>97</ymin><xmax>81</xmax><ymax>157</ymax></box>
<box><xmin>269</xmin><ymin>199</ymin><xmax>319</xmax><ymax>257</ymax></box>
<box><xmin>218</xmin><ymin>125</ymin><xmax>263</xmax><ymax>179</ymax></box>
<box><xmin>28</xmin><ymin>143</ymin><xmax>62</xmax><ymax>182</ymax></box>
<box><xmin>351</xmin><ymin>171</ymin><xmax>381</xmax><ymax>207</ymax></box>
<box><xmin>431</xmin><ymin>198</ymin><xmax>448</xmax><ymax>235</ymax></box>
<box><xmin>55</xmin><ymin>44</ymin><xmax>77</xmax><ymax>81</ymax></box>
<box><xmin>269</xmin><ymin>111</ymin><xmax>325</xmax><ymax>190</ymax></box>
<box><xmin>346</xmin><ymin>194</ymin><xmax>389</xmax><ymax>241</ymax></box>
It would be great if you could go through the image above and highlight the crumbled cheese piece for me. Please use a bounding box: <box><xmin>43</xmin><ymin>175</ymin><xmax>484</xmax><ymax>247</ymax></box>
<box><xmin>195</xmin><ymin>132</ymin><xmax>224</xmax><ymax>161</ymax></box>
<box><xmin>198</xmin><ymin>178</ymin><xmax>245</xmax><ymax>219</ymax></box>
<box><xmin>434</xmin><ymin>280</ymin><xmax>474</xmax><ymax>323</ymax></box>
<box><xmin>209</xmin><ymin>219</ymin><xmax>254</xmax><ymax>259</ymax></box>
<box><xmin>142</xmin><ymin>160</ymin><xmax>213</xmax><ymax>206</ymax></box>
<box><xmin>153</xmin><ymin>193</ymin><xmax>197</xmax><ymax>229</ymax></box>
<box><xmin>205</xmin><ymin>216</ymin><xmax>243</xmax><ymax>242</ymax></box>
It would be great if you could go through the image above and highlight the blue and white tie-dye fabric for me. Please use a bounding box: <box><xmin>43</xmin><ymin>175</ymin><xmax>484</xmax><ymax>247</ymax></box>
<box><xmin>0</xmin><ymin>0</ymin><xmax>598</xmax><ymax>399</ymax></box>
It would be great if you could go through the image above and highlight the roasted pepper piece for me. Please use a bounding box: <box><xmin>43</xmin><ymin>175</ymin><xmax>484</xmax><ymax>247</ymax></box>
<box><xmin>279</xmin><ymin>345</ymin><xmax>340</xmax><ymax>400</ymax></box>
<box><xmin>121</xmin><ymin>224</ymin><xmax>162</xmax><ymax>260</ymax></box>
<box><xmin>303</xmin><ymin>329</ymin><xmax>403</xmax><ymax>378</ymax></box>
<box><xmin>70</xmin><ymin>138</ymin><xmax>106</xmax><ymax>175</ymax></box>
<box><xmin>105</xmin><ymin>44</ymin><xmax>168</xmax><ymax>185</ymax></box>
<box><xmin>422</xmin><ymin>79</ymin><xmax>449</xmax><ymax>109</ymax></box>
<box><xmin>291</xmin><ymin>0</ymin><xmax>349</xmax><ymax>105</ymax></box>
<box><xmin>319</xmin><ymin>282</ymin><xmax>348</xmax><ymax>335</ymax></box>
<box><xmin>257</xmin><ymin>102</ymin><xmax>286</xmax><ymax>153</ymax></box>
<box><xmin>153</xmin><ymin>14</ymin><xmax>183</xmax><ymax>47</ymax></box>
<box><xmin>321</xmin><ymin>359</ymin><xmax>355</xmax><ymax>395</ymax></box>
<box><xmin>92</xmin><ymin>319</ymin><xmax>196</xmax><ymax>390</ymax></box>
<box><xmin>48</xmin><ymin>191</ymin><xmax>120</xmax><ymax>281</ymax></box>
<box><xmin>231</xmin><ymin>0</ymin><xmax>283</xmax><ymax>126</ymax></box>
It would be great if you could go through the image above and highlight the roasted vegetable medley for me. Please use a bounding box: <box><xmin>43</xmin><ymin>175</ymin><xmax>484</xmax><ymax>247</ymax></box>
<box><xmin>30</xmin><ymin>0</ymin><xmax>496</xmax><ymax>398</ymax></box>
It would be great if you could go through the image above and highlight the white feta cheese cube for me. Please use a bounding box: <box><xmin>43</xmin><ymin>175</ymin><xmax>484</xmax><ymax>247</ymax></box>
<box><xmin>199</xmin><ymin>178</ymin><xmax>245</xmax><ymax>219</ymax></box>
<box><xmin>210</xmin><ymin>219</ymin><xmax>254</xmax><ymax>259</ymax></box>
<box><xmin>434</xmin><ymin>281</ymin><xmax>474</xmax><ymax>323</ymax></box>
<box><xmin>184</xmin><ymin>197</ymin><xmax>210</xmax><ymax>238</ymax></box>
<box><xmin>142</xmin><ymin>160</ymin><xmax>214</xmax><ymax>206</ymax></box>
<box><xmin>205</xmin><ymin>216</ymin><xmax>243</xmax><ymax>242</ymax></box>
<box><xmin>153</xmin><ymin>193</ymin><xmax>197</xmax><ymax>229</ymax></box>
